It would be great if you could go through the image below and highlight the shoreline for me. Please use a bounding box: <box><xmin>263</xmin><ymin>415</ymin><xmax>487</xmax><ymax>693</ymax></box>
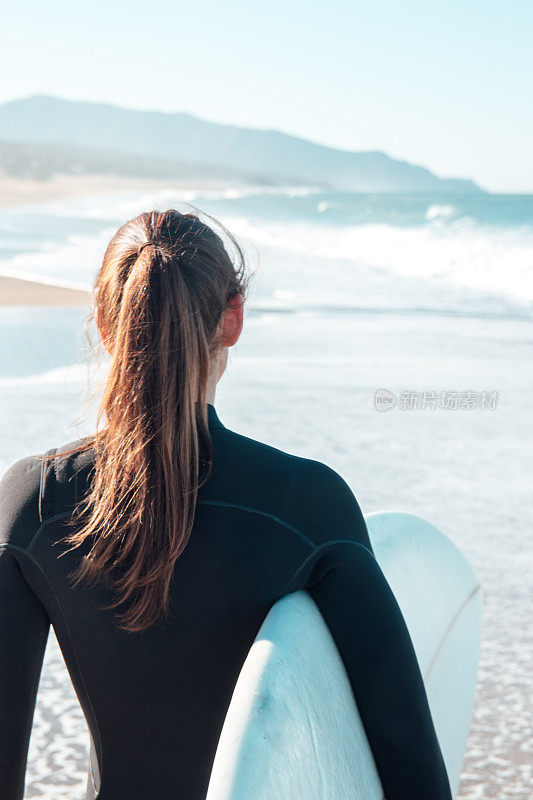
<box><xmin>0</xmin><ymin>274</ymin><xmax>90</xmax><ymax>306</ymax></box>
<box><xmin>0</xmin><ymin>172</ymin><xmax>252</xmax><ymax>306</ymax></box>
<box><xmin>0</xmin><ymin>173</ymin><xmax>254</xmax><ymax>210</ymax></box>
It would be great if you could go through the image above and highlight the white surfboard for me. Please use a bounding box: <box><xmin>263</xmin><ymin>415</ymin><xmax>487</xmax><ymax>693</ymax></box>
<box><xmin>206</xmin><ymin>512</ymin><xmax>481</xmax><ymax>800</ymax></box>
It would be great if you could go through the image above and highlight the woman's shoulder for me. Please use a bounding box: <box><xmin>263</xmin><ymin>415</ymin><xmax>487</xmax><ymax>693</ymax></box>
<box><xmin>0</xmin><ymin>439</ymin><xmax>95</xmax><ymax>549</ymax></box>
<box><xmin>218</xmin><ymin>425</ymin><xmax>357</xmax><ymax>490</ymax></box>
<box><xmin>0</xmin><ymin>453</ymin><xmax>43</xmax><ymax>549</ymax></box>
<box><xmin>214</xmin><ymin>425</ymin><xmax>327</xmax><ymax>486</ymax></box>
<box><xmin>210</xmin><ymin>427</ymin><xmax>369</xmax><ymax>550</ymax></box>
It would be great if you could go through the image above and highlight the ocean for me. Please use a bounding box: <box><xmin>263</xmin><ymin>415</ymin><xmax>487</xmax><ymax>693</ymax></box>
<box><xmin>0</xmin><ymin>187</ymin><xmax>532</xmax><ymax>799</ymax></box>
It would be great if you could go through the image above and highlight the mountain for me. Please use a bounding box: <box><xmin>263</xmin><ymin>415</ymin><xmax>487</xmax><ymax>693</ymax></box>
<box><xmin>0</xmin><ymin>95</ymin><xmax>482</xmax><ymax>193</ymax></box>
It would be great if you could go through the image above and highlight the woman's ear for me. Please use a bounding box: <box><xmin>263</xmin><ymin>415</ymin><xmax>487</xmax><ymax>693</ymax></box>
<box><xmin>220</xmin><ymin>293</ymin><xmax>244</xmax><ymax>348</ymax></box>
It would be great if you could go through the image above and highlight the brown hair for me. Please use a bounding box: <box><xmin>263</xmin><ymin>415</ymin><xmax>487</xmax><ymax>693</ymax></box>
<box><xmin>47</xmin><ymin>209</ymin><xmax>246</xmax><ymax>632</ymax></box>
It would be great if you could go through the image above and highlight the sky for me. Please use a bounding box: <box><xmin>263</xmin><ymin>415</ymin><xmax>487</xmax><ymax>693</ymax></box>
<box><xmin>0</xmin><ymin>0</ymin><xmax>531</xmax><ymax>193</ymax></box>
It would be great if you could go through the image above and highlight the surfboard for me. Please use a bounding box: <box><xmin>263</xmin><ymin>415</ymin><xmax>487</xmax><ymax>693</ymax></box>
<box><xmin>206</xmin><ymin>512</ymin><xmax>482</xmax><ymax>800</ymax></box>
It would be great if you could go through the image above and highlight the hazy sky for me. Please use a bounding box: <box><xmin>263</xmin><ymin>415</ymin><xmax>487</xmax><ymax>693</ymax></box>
<box><xmin>1</xmin><ymin>0</ymin><xmax>531</xmax><ymax>192</ymax></box>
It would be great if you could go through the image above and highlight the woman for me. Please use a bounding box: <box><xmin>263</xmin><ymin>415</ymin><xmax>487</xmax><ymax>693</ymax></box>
<box><xmin>0</xmin><ymin>209</ymin><xmax>452</xmax><ymax>799</ymax></box>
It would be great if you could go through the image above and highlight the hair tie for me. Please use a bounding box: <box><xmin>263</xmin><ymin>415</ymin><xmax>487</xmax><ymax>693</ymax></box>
<box><xmin>138</xmin><ymin>241</ymin><xmax>155</xmax><ymax>256</ymax></box>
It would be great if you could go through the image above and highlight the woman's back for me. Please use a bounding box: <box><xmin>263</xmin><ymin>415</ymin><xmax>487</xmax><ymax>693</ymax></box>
<box><xmin>0</xmin><ymin>405</ymin><xmax>451</xmax><ymax>800</ymax></box>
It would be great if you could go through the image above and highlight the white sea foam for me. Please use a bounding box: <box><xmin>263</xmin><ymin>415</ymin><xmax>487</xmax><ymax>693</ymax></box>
<box><xmin>38</xmin><ymin>184</ymin><xmax>320</xmax><ymax>221</ymax></box>
<box><xmin>223</xmin><ymin>215</ymin><xmax>533</xmax><ymax>304</ymax></box>
<box><xmin>2</xmin><ymin>190</ymin><xmax>532</xmax><ymax>311</ymax></box>
<box><xmin>0</xmin><ymin>234</ymin><xmax>105</xmax><ymax>287</ymax></box>
<box><xmin>316</xmin><ymin>200</ymin><xmax>341</xmax><ymax>214</ymax></box>
<box><xmin>425</xmin><ymin>203</ymin><xmax>457</xmax><ymax>221</ymax></box>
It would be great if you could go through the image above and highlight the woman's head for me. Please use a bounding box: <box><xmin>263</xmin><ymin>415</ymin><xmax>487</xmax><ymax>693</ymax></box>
<box><xmin>95</xmin><ymin>208</ymin><xmax>245</xmax><ymax>394</ymax></box>
<box><xmin>63</xmin><ymin>209</ymin><xmax>247</xmax><ymax>632</ymax></box>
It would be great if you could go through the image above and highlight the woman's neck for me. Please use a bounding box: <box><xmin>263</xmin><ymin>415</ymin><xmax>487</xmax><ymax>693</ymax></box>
<box><xmin>206</xmin><ymin>363</ymin><xmax>218</xmax><ymax>406</ymax></box>
<box><xmin>206</xmin><ymin>348</ymin><xmax>227</xmax><ymax>406</ymax></box>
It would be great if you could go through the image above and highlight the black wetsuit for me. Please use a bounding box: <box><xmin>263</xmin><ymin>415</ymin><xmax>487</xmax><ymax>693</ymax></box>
<box><xmin>0</xmin><ymin>404</ymin><xmax>452</xmax><ymax>800</ymax></box>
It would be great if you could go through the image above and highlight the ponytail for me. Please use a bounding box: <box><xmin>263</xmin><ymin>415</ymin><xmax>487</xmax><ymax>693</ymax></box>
<box><xmin>53</xmin><ymin>210</ymin><xmax>246</xmax><ymax>632</ymax></box>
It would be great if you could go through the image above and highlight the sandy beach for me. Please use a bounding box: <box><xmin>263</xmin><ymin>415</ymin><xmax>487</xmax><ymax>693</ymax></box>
<box><xmin>0</xmin><ymin>274</ymin><xmax>90</xmax><ymax>305</ymax></box>
<box><xmin>0</xmin><ymin>173</ymin><xmax>241</xmax><ymax>209</ymax></box>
